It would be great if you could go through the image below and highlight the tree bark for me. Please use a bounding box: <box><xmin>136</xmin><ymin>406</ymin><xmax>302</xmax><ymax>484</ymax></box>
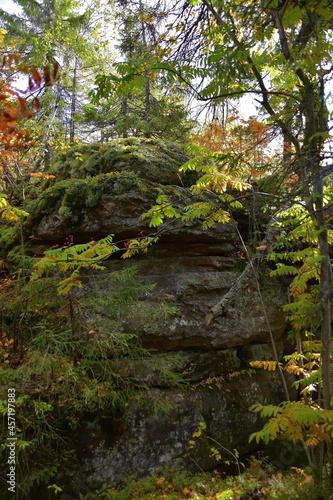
<box><xmin>313</xmin><ymin>173</ymin><xmax>332</xmax><ymax>411</ymax></box>
<box><xmin>31</xmin><ymin>84</ymin><xmax>61</xmax><ymax>173</ymax></box>
<box><xmin>69</xmin><ymin>56</ymin><xmax>77</xmax><ymax>143</ymax></box>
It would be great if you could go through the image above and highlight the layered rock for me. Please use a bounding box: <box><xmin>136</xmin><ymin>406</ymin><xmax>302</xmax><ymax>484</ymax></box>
<box><xmin>24</xmin><ymin>138</ymin><xmax>291</xmax><ymax>489</ymax></box>
<box><xmin>105</xmin><ymin>250</ymin><xmax>287</xmax><ymax>351</ymax></box>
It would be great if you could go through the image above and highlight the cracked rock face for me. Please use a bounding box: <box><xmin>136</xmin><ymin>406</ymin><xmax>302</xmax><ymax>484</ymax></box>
<box><xmin>76</xmin><ymin>370</ymin><xmax>294</xmax><ymax>489</ymax></box>
<box><xmin>27</xmin><ymin>138</ymin><xmax>290</xmax><ymax>490</ymax></box>
<box><xmin>105</xmin><ymin>251</ymin><xmax>287</xmax><ymax>351</ymax></box>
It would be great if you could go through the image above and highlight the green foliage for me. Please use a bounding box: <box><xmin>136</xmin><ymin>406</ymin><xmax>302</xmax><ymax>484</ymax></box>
<box><xmin>143</xmin><ymin>194</ymin><xmax>181</xmax><ymax>227</ymax></box>
<box><xmin>30</xmin><ymin>234</ymin><xmax>117</xmax><ymax>293</ymax></box>
<box><xmin>0</xmin><ymin>226</ymin><xmax>21</xmax><ymax>252</ymax></box>
<box><xmin>248</xmin><ymin>186</ymin><xmax>333</xmax><ymax>472</ymax></box>
<box><xmin>87</xmin><ymin>1</ymin><xmax>193</xmax><ymax>141</ymax></box>
<box><xmin>180</xmin><ymin>147</ymin><xmax>251</xmax><ymax>195</ymax></box>
<box><xmin>266</xmin><ymin>200</ymin><xmax>332</xmax><ymax>332</ymax></box>
<box><xmin>0</xmin><ymin>194</ymin><xmax>29</xmax><ymax>222</ymax></box>
<box><xmin>87</xmin><ymin>81</ymin><xmax>193</xmax><ymax>142</ymax></box>
<box><xmin>0</xmin><ymin>251</ymin><xmax>175</xmax><ymax>496</ymax></box>
<box><xmin>142</xmin><ymin>142</ymin><xmax>251</xmax><ymax>230</ymax></box>
<box><xmin>0</xmin><ymin>0</ymin><xmax>114</xmax><ymax>150</ymax></box>
<box><xmin>250</xmin><ymin>401</ymin><xmax>333</xmax><ymax>448</ymax></box>
<box><xmin>249</xmin><ymin>339</ymin><xmax>333</xmax><ymax>468</ymax></box>
<box><xmin>1</xmin><ymin>0</ymin><xmax>333</xmax><ymax>494</ymax></box>
<box><xmin>29</xmin><ymin>231</ymin><xmax>159</xmax><ymax>295</ymax></box>
<box><xmin>87</xmin><ymin>458</ymin><xmax>333</xmax><ymax>499</ymax></box>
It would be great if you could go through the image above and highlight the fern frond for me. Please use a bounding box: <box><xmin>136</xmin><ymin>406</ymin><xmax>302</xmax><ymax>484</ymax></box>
<box><xmin>0</xmin><ymin>195</ymin><xmax>29</xmax><ymax>221</ymax></box>
<box><xmin>269</xmin><ymin>264</ymin><xmax>298</xmax><ymax>277</ymax></box>
<box><xmin>249</xmin><ymin>360</ymin><xmax>278</xmax><ymax>371</ymax></box>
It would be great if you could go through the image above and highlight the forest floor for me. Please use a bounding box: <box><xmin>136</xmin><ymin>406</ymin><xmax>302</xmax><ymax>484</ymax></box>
<box><xmin>88</xmin><ymin>458</ymin><xmax>333</xmax><ymax>500</ymax></box>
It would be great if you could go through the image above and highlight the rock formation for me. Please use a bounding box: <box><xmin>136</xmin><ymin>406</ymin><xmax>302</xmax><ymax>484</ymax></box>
<box><xmin>23</xmin><ymin>138</ymin><xmax>293</xmax><ymax>491</ymax></box>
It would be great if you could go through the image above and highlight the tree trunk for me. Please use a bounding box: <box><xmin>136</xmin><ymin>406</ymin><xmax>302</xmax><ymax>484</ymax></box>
<box><xmin>313</xmin><ymin>173</ymin><xmax>332</xmax><ymax>411</ymax></box>
<box><xmin>31</xmin><ymin>84</ymin><xmax>61</xmax><ymax>173</ymax></box>
<box><xmin>69</xmin><ymin>56</ymin><xmax>77</xmax><ymax>143</ymax></box>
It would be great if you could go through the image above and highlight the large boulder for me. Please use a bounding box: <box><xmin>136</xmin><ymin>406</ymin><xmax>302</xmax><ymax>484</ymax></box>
<box><xmin>28</xmin><ymin>174</ymin><xmax>236</xmax><ymax>245</ymax></box>
<box><xmin>22</xmin><ymin>138</ymin><xmax>292</xmax><ymax>492</ymax></box>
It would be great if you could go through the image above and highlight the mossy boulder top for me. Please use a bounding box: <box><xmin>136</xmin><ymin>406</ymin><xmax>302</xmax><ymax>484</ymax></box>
<box><xmin>24</xmin><ymin>138</ymin><xmax>235</xmax><ymax>245</ymax></box>
<box><xmin>50</xmin><ymin>137</ymin><xmax>192</xmax><ymax>186</ymax></box>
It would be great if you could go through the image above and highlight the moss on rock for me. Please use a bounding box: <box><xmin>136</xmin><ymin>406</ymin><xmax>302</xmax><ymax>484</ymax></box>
<box><xmin>50</xmin><ymin>137</ymin><xmax>192</xmax><ymax>186</ymax></box>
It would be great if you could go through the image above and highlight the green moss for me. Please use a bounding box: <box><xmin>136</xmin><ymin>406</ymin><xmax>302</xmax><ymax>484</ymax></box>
<box><xmin>49</xmin><ymin>137</ymin><xmax>189</xmax><ymax>186</ymax></box>
<box><xmin>25</xmin><ymin>171</ymin><xmax>145</xmax><ymax>228</ymax></box>
<box><xmin>0</xmin><ymin>225</ymin><xmax>20</xmax><ymax>250</ymax></box>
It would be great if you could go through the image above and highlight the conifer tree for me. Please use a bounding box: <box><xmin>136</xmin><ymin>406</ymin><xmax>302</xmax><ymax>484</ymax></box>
<box><xmin>0</xmin><ymin>0</ymin><xmax>113</xmax><ymax>165</ymax></box>
<box><xmin>87</xmin><ymin>0</ymin><xmax>193</xmax><ymax>141</ymax></box>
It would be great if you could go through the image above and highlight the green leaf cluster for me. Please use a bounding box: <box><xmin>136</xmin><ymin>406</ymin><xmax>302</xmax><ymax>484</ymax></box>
<box><xmin>250</xmin><ymin>401</ymin><xmax>333</xmax><ymax>448</ymax></box>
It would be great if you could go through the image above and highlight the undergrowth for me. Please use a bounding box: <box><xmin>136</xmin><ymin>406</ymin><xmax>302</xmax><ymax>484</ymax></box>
<box><xmin>88</xmin><ymin>458</ymin><xmax>333</xmax><ymax>500</ymax></box>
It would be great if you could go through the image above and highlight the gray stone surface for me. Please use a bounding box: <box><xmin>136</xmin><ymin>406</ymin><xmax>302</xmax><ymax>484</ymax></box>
<box><xmin>108</xmin><ymin>253</ymin><xmax>287</xmax><ymax>351</ymax></box>
<box><xmin>77</xmin><ymin>370</ymin><xmax>295</xmax><ymax>488</ymax></box>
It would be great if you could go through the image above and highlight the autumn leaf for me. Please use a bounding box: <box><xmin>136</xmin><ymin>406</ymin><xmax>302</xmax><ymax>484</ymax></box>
<box><xmin>32</xmin><ymin>67</ymin><xmax>42</xmax><ymax>86</ymax></box>
<box><xmin>53</xmin><ymin>60</ymin><xmax>60</xmax><ymax>80</ymax></box>
<box><xmin>32</xmin><ymin>98</ymin><xmax>40</xmax><ymax>111</ymax></box>
<box><xmin>44</xmin><ymin>66</ymin><xmax>51</xmax><ymax>86</ymax></box>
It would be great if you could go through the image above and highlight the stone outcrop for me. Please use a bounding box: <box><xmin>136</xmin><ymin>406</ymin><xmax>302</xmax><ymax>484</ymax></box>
<box><xmin>105</xmin><ymin>250</ymin><xmax>287</xmax><ymax>351</ymax></box>
<box><xmin>76</xmin><ymin>370</ymin><xmax>294</xmax><ymax>492</ymax></box>
<box><xmin>25</xmin><ymin>138</ymin><xmax>292</xmax><ymax>490</ymax></box>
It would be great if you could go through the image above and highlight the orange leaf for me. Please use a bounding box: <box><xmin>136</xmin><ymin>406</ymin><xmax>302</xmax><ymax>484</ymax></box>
<box><xmin>28</xmin><ymin>77</ymin><xmax>35</xmax><ymax>91</ymax></box>
<box><xmin>17</xmin><ymin>96</ymin><xmax>27</xmax><ymax>113</ymax></box>
<box><xmin>53</xmin><ymin>61</ymin><xmax>60</xmax><ymax>80</ymax></box>
<box><xmin>32</xmin><ymin>67</ymin><xmax>42</xmax><ymax>86</ymax></box>
<box><xmin>44</xmin><ymin>66</ymin><xmax>51</xmax><ymax>86</ymax></box>
<box><xmin>32</xmin><ymin>98</ymin><xmax>40</xmax><ymax>111</ymax></box>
